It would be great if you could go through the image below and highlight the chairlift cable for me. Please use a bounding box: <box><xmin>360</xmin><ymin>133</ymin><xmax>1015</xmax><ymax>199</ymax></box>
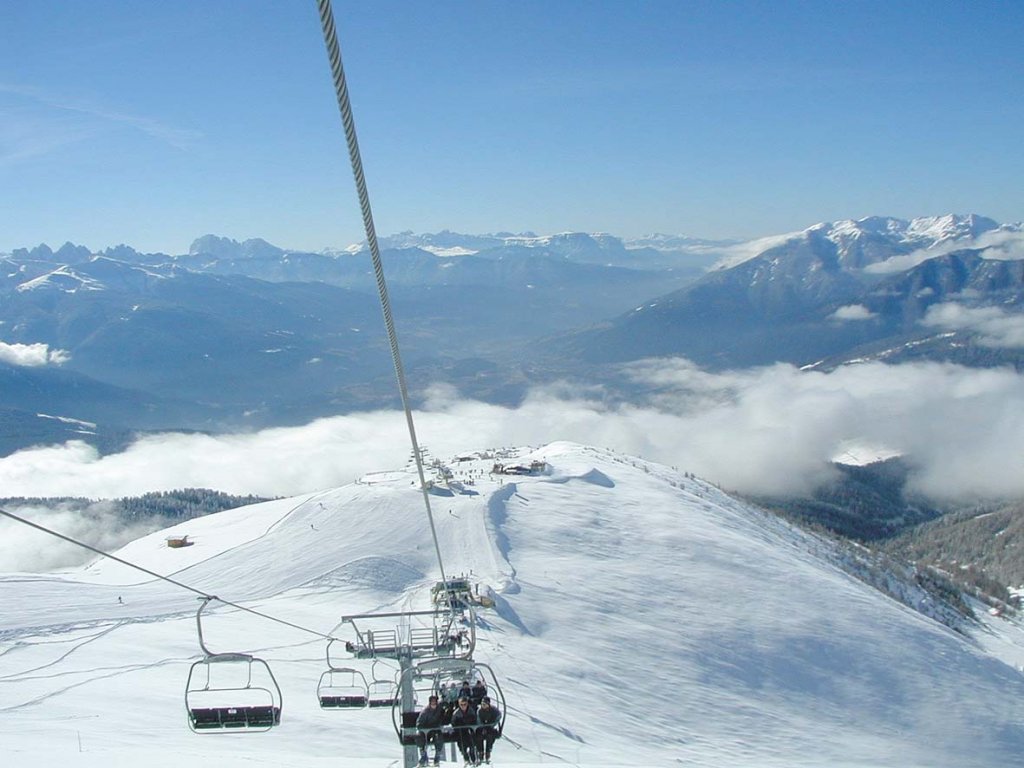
<box><xmin>0</xmin><ymin>506</ymin><xmax>337</xmax><ymax>642</ymax></box>
<box><xmin>315</xmin><ymin>0</ymin><xmax>449</xmax><ymax>590</ymax></box>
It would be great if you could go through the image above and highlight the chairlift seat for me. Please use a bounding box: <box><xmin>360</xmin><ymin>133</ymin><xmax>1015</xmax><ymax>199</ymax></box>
<box><xmin>367</xmin><ymin>677</ymin><xmax>398</xmax><ymax>708</ymax></box>
<box><xmin>320</xmin><ymin>694</ymin><xmax>368</xmax><ymax>708</ymax></box>
<box><xmin>400</xmin><ymin>710</ymin><xmax>418</xmax><ymax>745</ymax></box>
<box><xmin>188</xmin><ymin>705</ymin><xmax>281</xmax><ymax>730</ymax></box>
<box><xmin>317</xmin><ymin>664</ymin><xmax>369</xmax><ymax>710</ymax></box>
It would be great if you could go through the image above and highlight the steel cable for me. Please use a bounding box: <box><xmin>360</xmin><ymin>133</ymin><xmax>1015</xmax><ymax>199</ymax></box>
<box><xmin>315</xmin><ymin>0</ymin><xmax>449</xmax><ymax>589</ymax></box>
<box><xmin>0</xmin><ymin>507</ymin><xmax>337</xmax><ymax>641</ymax></box>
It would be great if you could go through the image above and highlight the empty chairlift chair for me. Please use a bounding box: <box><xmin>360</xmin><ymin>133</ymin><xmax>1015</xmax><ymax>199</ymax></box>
<box><xmin>367</xmin><ymin>659</ymin><xmax>399</xmax><ymax>708</ymax></box>
<box><xmin>318</xmin><ymin>639</ymin><xmax>369</xmax><ymax>709</ymax></box>
<box><xmin>185</xmin><ymin>597</ymin><xmax>283</xmax><ymax>733</ymax></box>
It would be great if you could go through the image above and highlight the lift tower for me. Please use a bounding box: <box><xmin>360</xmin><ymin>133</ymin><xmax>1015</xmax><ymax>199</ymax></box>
<box><xmin>337</xmin><ymin>606</ymin><xmax>473</xmax><ymax>767</ymax></box>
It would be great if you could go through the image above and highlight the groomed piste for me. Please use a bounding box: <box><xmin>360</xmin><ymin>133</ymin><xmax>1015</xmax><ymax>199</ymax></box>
<box><xmin>2</xmin><ymin>441</ymin><xmax>1024</xmax><ymax>767</ymax></box>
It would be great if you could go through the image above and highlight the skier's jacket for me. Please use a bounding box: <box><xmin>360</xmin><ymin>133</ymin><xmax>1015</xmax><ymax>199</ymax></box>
<box><xmin>450</xmin><ymin>705</ymin><xmax>478</xmax><ymax>733</ymax></box>
<box><xmin>470</xmin><ymin>681</ymin><xmax>487</xmax><ymax>705</ymax></box>
<box><xmin>417</xmin><ymin>704</ymin><xmax>444</xmax><ymax>730</ymax></box>
<box><xmin>478</xmin><ymin>703</ymin><xmax>500</xmax><ymax>729</ymax></box>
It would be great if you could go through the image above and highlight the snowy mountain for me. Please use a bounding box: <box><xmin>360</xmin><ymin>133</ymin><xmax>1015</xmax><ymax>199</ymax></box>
<box><xmin>0</xmin><ymin>236</ymin><xmax>706</xmax><ymax>452</ymax></box>
<box><xmin>709</xmin><ymin>214</ymin><xmax>1011</xmax><ymax>271</ymax></box>
<box><xmin>341</xmin><ymin>230</ymin><xmax>728</xmax><ymax>271</ymax></box>
<box><xmin>4</xmin><ymin>215</ymin><xmax>1024</xmax><ymax>458</ymax></box>
<box><xmin>544</xmin><ymin>215</ymin><xmax>1024</xmax><ymax>371</ymax></box>
<box><xmin>0</xmin><ymin>254</ymin><xmax>397</xmax><ymax>435</ymax></box>
<box><xmin>188</xmin><ymin>235</ymin><xmax>286</xmax><ymax>261</ymax></box>
<box><xmin>0</xmin><ymin>360</ymin><xmax>164</xmax><ymax>455</ymax></box>
<box><xmin>2</xmin><ymin>442</ymin><xmax>1023</xmax><ymax>767</ymax></box>
<box><xmin>623</xmin><ymin>233</ymin><xmax>742</xmax><ymax>251</ymax></box>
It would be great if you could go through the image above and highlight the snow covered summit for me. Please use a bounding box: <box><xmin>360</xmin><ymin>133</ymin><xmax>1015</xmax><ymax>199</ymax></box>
<box><xmin>2</xmin><ymin>442</ymin><xmax>1023</xmax><ymax>767</ymax></box>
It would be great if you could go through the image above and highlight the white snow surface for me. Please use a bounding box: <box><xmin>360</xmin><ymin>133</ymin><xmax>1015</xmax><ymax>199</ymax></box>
<box><xmin>710</xmin><ymin>214</ymin><xmax>1022</xmax><ymax>272</ymax></box>
<box><xmin>2</xmin><ymin>441</ymin><xmax>1023</xmax><ymax>767</ymax></box>
<box><xmin>14</xmin><ymin>265</ymin><xmax>106</xmax><ymax>293</ymax></box>
<box><xmin>830</xmin><ymin>440</ymin><xmax>902</xmax><ymax>467</ymax></box>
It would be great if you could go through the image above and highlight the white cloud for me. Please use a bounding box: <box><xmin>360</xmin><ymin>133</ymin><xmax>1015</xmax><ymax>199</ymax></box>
<box><xmin>710</xmin><ymin>230</ymin><xmax>804</xmax><ymax>270</ymax></box>
<box><xmin>621</xmin><ymin>358</ymin><xmax>1024</xmax><ymax>500</ymax></box>
<box><xmin>831</xmin><ymin>304</ymin><xmax>876</xmax><ymax>321</ymax></box>
<box><xmin>0</xmin><ymin>500</ymin><xmax>157</xmax><ymax>572</ymax></box>
<box><xmin>866</xmin><ymin>229</ymin><xmax>1024</xmax><ymax>275</ymax></box>
<box><xmin>0</xmin><ymin>340</ymin><xmax>70</xmax><ymax>366</ymax></box>
<box><xmin>922</xmin><ymin>303</ymin><xmax>1024</xmax><ymax>348</ymax></box>
<box><xmin>1</xmin><ymin>359</ymin><xmax>1023</xmax><ymax>510</ymax></box>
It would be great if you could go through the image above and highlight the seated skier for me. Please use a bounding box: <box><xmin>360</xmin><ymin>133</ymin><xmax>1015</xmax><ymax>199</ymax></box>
<box><xmin>449</xmin><ymin>696</ymin><xmax>479</xmax><ymax>765</ymax></box>
<box><xmin>415</xmin><ymin>695</ymin><xmax>444</xmax><ymax>766</ymax></box>
<box><xmin>476</xmin><ymin>695</ymin><xmax>501</xmax><ymax>764</ymax></box>
<box><xmin>470</xmin><ymin>678</ymin><xmax>487</xmax><ymax>707</ymax></box>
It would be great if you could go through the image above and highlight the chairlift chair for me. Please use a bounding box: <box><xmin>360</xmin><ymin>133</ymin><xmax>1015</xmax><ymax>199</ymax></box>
<box><xmin>318</xmin><ymin>638</ymin><xmax>370</xmax><ymax>709</ymax></box>
<box><xmin>392</xmin><ymin>657</ymin><xmax>506</xmax><ymax>747</ymax></box>
<box><xmin>367</xmin><ymin>659</ymin><xmax>399</xmax><ymax>708</ymax></box>
<box><xmin>185</xmin><ymin>597</ymin><xmax>283</xmax><ymax>733</ymax></box>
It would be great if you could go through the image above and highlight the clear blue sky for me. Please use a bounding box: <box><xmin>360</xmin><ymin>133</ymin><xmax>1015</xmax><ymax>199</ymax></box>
<box><xmin>2</xmin><ymin>0</ymin><xmax>1022</xmax><ymax>255</ymax></box>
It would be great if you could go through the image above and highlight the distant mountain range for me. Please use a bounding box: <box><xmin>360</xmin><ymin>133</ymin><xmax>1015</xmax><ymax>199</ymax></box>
<box><xmin>539</xmin><ymin>214</ymin><xmax>1024</xmax><ymax>372</ymax></box>
<box><xmin>2</xmin><ymin>214</ymin><xmax>1022</xmax><ymax>456</ymax></box>
<box><xmin>1</xmin><ymin>230</ymin><xmax>713</xmax><ymax>449</ymax></box>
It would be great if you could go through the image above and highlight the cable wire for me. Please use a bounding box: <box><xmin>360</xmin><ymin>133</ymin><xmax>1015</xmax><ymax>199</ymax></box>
<box><xmin>315</xmin><ymin>0</ymin><xmax>449</xmax><ymax>589</ymax></box>
<box><xmin>0</xmin><ymin>506</ymin><xmax>337</xmax><ymax>642</ymax></box>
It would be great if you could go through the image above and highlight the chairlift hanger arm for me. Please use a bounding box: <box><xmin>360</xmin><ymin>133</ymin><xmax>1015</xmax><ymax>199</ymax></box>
<box><xmin>342</xmin><ymin>609</ymin><xmax>449</xmax><ymax>622</ymax></box>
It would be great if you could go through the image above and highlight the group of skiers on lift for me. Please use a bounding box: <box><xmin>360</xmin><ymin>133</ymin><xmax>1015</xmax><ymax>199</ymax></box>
<box><xmin>415</xmin><ymin>678</ymin><xmax>500</xmax><ymax>766</ymax></box>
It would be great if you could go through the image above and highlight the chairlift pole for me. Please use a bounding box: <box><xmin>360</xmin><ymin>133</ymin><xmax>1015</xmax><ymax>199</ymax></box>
<box><xmin>399</xmin><ymin>648</ymin><xmax>417</xmax><ymax>768</ymax></box>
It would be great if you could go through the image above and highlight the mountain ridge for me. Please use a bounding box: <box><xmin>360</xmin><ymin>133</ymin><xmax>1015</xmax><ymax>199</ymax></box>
<box><xmin>3</xmin><ymin>213</ymin><xmax>1023</xmax><ymax>460</ymax></box>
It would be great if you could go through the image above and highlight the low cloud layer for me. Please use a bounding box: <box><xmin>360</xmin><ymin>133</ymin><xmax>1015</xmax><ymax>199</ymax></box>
<box><xmin>0</xmin><ymin>501</ymin><xmax>157</xmax><ymax>572</ymax></box>
<box><xmin>866</xmin><ymin>229</ymin><xmax>1024</xmax><ymax>275</ymax></box>
<box><xmin>922</xmin><ymin>303</ymin><xmax>1024</xmax><ymax>348</ymax></box>
<box><xmin>0</xmin><ymin>357</ymin><xmax>1021</xmax><ymax>509</ymax></box>
<box><xmin>0</xmin><ymin>340</ymin><xmax>70</xmax><ymax>366</ymax></box>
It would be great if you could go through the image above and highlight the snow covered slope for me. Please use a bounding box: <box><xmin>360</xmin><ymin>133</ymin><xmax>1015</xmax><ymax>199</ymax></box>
<box><xmin>2</xmin><ymin>442</ymin><xmax>1023</xmax><ymax>767</ymax></box>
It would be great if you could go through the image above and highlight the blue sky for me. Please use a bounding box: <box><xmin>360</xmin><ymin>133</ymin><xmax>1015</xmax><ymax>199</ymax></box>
<box><xmin>2</xmin><ymin>0</ymin><xmax>1022</xmax><ymax>255</ymax></box>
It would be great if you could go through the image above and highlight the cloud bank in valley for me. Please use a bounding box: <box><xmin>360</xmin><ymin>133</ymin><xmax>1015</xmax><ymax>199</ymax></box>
<box><xmin>2</xmin><ymin>357</ymin><xmax>1023</xmax><ymax>570</ymax></box>
<box><xmin>1</xmin><ymin>357</ymin><xmax>1021</xmax><ymax>500</ymax></box>
<box><xmin>922</xmin><ymin>303</ymin><xmax>1024</xmax><ymax>348</ymax></box>
<box><xmin>0</xmin><ymin>500</ymin><xmax>158</xmax><ymax>573</ymax></box>
<box><xmin>866</xmin><ymin>229</ymin><xmax>1024</xmax><ymax>275</ymax></box>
